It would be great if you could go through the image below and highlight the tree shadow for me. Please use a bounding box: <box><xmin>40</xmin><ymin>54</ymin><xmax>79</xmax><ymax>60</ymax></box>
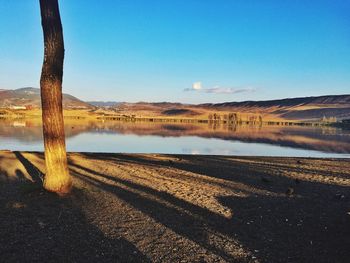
<box><xmin>68</xmin><ymin>153</ymin><xmax>350</xmax><ymax>263</ymax></box>
<box><xmin>13</xmin><ymin>151</ymin><xmax>43</xmax><ymax>183</ymax></box>
<box><xmin>218</xmin><ymin>193</ymin><xmax>350</xmax><ymax>262</ymax></box>
<box><xmin>4</xmin><ymin>152</ymin><xmax>349</xmax><ymax>262</ymax></box>
<box><xmin>0</xmin><ymin>154</ymin><xmax>150</xmax><ymax>262</ymax></box>
<box><xmin>70</xmin><ymin>166</ymin><xmax>238</xmax><ymax>262</ymax></box>
<box><xmin>86</xmin><ymin>153</ymin><xmax>350</xmax><ymax>192</ymax></box>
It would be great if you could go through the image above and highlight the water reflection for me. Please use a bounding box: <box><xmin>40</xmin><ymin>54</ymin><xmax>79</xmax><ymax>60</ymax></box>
<box><xmin>0</xmin><ymin>119</ymin><xmax>349</xmax><ymax>156</ymax></box>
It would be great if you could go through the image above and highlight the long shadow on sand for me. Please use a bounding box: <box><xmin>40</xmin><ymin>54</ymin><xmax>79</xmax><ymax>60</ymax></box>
<box><xmin>3</xmin><ymin>152</ymin><xmax>350</xmax><ymax>262</ymax></box>
<box><xmin>0</xmin><ymin>154</ymin><xmax>150</xmax><ymax>262</ymax></box>
<box><xmin>68</xmin><ymin>153</ymin><xmax>350</xmax><ymax>263</ymax></box>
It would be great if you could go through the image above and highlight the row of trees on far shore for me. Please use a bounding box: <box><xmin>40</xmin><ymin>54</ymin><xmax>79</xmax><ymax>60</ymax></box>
<box><xmin>321</xmin><ymin>116</ymin><xmax>338</xmax><ymax>123</ymax></box>
<box><xmin>208</xmin><ymin>112</ymin><xmax>263</xmax><ymax>124</ymax></box>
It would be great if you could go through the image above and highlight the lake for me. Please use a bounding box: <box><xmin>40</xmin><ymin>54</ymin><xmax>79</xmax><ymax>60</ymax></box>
<box><xmin>1</xmin><ymin>119</ymin><xmax>349</xmax><ymax>157</ymax></box>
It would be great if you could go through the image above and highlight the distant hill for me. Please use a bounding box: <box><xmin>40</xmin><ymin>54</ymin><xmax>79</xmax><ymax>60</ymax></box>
<box><xmin>0</xmin><ymin>87</ymin><xmax>93</xmax><ymax>109</ymax></box>
<box><xmin>1</xmin><ymin>88</ymin><xmax>349</xmax><ymax>121</ymax></box>
<box><xmin>200</xmin><ymin>94</ymin><xmax>350</xmax><ymax>108</ymax></box>
<box><xmin>198</xmin><ymin>94</ymin><xmax>350</xmax><ymax>121</ymax></box>
<box><xmin>108</xmin><ymin>95</ymin><xmax>350</xmax><ymax>121</ymax></box>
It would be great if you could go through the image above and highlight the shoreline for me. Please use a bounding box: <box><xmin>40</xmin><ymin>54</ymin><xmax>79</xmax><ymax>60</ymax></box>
<box><xmin>0</xmin><ymin>114</ymin><xmax>337</xmax><ymax>127</ymax></box>
<box><xmin>2</xmin><ymin>149</ymin><xmax>350</xmax><ymax>159</ymax></box>
<box><xmin>1</xmin><ymin>151</ymin><xmax>350</xmax><ymax>262</ymax></box>
<box><xmin>0</xmin><ymin>108</ymin><xmax>341</xmax><ymax>127</ymax></box>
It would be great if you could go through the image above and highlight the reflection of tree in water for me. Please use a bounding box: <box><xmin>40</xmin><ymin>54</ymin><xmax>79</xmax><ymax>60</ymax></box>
<box><xmin>0</xmin><ymin>120</ymin><xmax>350</xmax><ymax>153</ymax></box>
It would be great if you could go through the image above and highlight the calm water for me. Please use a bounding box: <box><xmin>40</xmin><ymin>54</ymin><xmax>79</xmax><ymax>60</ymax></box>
<box><xmin>1</xmin><ymin>119</ymin><xmax>350</xmax><ymax>157</ymax></box>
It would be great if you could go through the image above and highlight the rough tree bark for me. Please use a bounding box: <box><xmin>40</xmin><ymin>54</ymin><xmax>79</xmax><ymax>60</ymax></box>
<box><xmin>39</xmin><ymin>0</ymin><xmax>72</xmax><ymax>193</ymax></box>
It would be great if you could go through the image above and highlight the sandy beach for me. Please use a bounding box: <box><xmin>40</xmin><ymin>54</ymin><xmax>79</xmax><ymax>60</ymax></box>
<box><xmin>1</xmin><ymin>151</ymin><xmax>349</xmax><ymax>262</ymax></box>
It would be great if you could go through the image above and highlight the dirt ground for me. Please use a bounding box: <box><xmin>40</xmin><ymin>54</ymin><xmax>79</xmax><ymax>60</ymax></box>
<box><xmin>0</xmin><ymin>151</ymin><xmax>349</xmax><ymax>262</ymax></box>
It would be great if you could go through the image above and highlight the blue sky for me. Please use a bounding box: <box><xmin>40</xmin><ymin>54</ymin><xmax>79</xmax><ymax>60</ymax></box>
<box><xmin>0</xmin><ymin>0</ymin><xmax>349</xmax><ymax>103</ymax></box>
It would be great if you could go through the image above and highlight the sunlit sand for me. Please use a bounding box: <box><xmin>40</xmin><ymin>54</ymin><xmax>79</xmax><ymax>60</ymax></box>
<box><xmin>1</xmin><ymin>151</ymin><xmax>349</xmax><ymax>262</ymax></box>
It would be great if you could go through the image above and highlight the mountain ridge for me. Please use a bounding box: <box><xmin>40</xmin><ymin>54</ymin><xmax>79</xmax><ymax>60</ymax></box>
<box><xmin>1</xmin><ymin>88</ymin><xmax>350</xmax><ymax>121</ymax></box>
<box><xmin>0</xmin><ymin>87</ymin><xmax>92</xmax><ymax>109</ymax></box>
<box><xmin>200</xmin><ymin>94</ymin><xmax>350</xmax><ymax>107</ymax></box>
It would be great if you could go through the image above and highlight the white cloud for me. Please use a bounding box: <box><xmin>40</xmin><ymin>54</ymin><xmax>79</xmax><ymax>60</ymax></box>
<box><xmin>204</xmin><ymin>86</ymin><xmax>255</xmax><ymax>94</ymax></box>
<box><xmin>192</xmin><ymin>82</ymin><xmax>202</xmax><ymax>90</ymax></box>
<box><xmin>184</xmin><ymin>82</ymin><xmax>256</xmax><ymax>94</ymax></box>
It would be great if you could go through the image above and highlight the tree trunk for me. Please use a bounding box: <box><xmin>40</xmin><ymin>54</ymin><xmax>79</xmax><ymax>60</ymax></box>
<box><xmin>39</xmin><ymin>0</ymin><xmax>72</xmax><ymax>193</ymax></box>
